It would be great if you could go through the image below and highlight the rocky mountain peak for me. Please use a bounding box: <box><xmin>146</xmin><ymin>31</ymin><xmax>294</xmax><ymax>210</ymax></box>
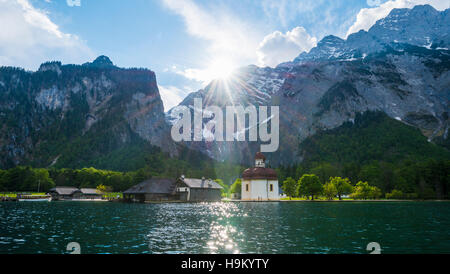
<box><xmin>83</xmin><ymin>55</ymin><xmax>115</xmax><ymax>68</ymax></box>
<box><xmin>389</xmin><ymin>4</ymin><xmax>438</xmax><ymax>17</ymax></box>
<box><xmin>318</xmin><ymin>35</ymin><xmax>345</xmax><ymax>46</ymax></box>
<box><xmin>38</xmin><ymin>61</ymin><xmax>62</xmax><ymax>75</ymax></box>
<box><xmin>293</xmin><ymin>5</ymin><xmax>449</xmax><ymax>64</ymax></box>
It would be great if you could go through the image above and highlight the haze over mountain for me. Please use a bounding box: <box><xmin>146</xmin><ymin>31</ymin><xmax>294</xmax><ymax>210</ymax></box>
<box><xmin>0</xmin><ymin>4</ymin><xmax>449</xmax><ymax>170</ymax></box>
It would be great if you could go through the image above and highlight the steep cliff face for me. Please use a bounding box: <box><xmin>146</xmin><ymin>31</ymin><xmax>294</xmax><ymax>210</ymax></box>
<box><xmin>168</xmin><ymin>5</ymin><xmax>450</xmax><ymax>166</ymax></box>
<box><xmin>0</xmin><ymin>56</ymin><xmax>176</xmax><ymax>169</ymax></box>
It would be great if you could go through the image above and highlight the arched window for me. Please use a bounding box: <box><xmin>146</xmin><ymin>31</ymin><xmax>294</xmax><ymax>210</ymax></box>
<box><xmin>270</xmin><ymin>184</ymin><xmax>273</xmax><ymax>192</ymax></box>
<box><xmin>246</xmin><ymin>184</ymin><xmax>249</xmax><ymax>192</ymax></box>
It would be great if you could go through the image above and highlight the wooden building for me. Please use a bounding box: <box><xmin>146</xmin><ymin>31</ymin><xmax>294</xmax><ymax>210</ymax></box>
<box><xmin>79</xmin><ymin>188</ymin><xmax>103</xmax><ymax>200</ymax></box>
<box><xmin>176</xmin><ymin>176</ymin><xmax>223</xmax><ymax>202</ymax></box>
<box><xmin>48</xmin><ymin>187</ymin><xmax>82</xmax><ymax>200</ymax></box>
<box><xmin>123</xmin><ymin>178</ymin><xmax>177</xmax><ymax>203</ymax></box>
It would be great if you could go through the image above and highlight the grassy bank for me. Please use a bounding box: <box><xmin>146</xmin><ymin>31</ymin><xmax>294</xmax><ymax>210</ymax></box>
<box><xmin>0</xmin><ymin>192</ymin><xmax>47</xmax><ymax>198</ymax></box>
<box><xmin>280</xmin><ymin>198</ymin><xmax>417</xmax><ymax>202</ymax></box>
<box><xmin>102</xmin><ymin>192</ymin><xmax>123</xmax><ymax>199</ymax></box>
<box><xmin>1</xmin><ymin>192</ymin><xmax>123</xmax><ymax>200</ymax></box>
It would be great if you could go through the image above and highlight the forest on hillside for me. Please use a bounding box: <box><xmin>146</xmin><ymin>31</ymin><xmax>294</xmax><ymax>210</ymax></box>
<box><xmin>276</xmin><ymin>112</ymin><xmax>450</xmax><ymax>199</ymax></box>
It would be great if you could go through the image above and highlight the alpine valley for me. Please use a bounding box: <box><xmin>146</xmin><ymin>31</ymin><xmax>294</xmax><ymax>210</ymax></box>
<box><xmin>0</xmin><ymin>5</ymin><xmax>449</xmax><ymax>194</ymax></box>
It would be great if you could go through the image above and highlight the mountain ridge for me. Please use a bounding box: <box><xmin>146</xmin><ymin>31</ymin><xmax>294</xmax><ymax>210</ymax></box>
<box><xmin>0</xmin><ymin>4</ymin><xmax>449</xmax><ymax>171</ymax></box>
<box><xmin>169</xmin><ymin>4</ymin><xmax>450</xmax><ymax>166</ymax></box>
<box><xmin>289</xmin><ymin>5</ymin><xmax>449</xmax><ymax>65</ymax></box>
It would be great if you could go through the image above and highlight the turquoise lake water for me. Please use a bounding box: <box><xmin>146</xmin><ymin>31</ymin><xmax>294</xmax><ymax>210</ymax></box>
<box><xmin>1</xmin><ymin>201</ymin><xmax>449</xmax><ymax>254</ymax></box>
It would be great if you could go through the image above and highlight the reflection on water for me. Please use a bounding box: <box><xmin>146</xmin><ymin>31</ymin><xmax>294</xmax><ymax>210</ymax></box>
<box><xmin>146</xmin><ymin>202</ymin><xmax>243</xmax><ymax>254</ymax></box>
<box><xmin>1</xmin><ymin>201</ymin><xmax>450</xmax><ymax>254</ymax></box>
<box><xmin>205</xmin><ymin>203</ymin><xmax>241</xmax><ymax>254</ymax></box>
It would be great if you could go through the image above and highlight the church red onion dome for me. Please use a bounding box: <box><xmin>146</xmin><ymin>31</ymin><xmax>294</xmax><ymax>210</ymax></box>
<box><xmin>242</xmin><ymin>167</ymin><xmax>278</xmax><ymax>180</ymax></box>
<box><xmin>255</xmin><ymin>152</ymin><xmax>266</xmax><ymax>161</ymax></box>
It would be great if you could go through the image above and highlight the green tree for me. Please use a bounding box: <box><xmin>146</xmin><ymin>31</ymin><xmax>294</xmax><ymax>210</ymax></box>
<box><xmin>215</xmin><ymin>179</ymin><xmax>229</xmax><ymax>198</ymax></box>
<box><xmin>386</xmin><ymin>189</ymin><xmax>404</xmax><ymax>199</ymax></box>
<box><xmin>295</xmin><ymin>166</ymin><xmax>305</xmax><ymax>181</ymax></box>
<box><xmin>323</xmin><ymin>182</ymin><xmax>337</xmax><ymax>200</ymax></box>
<box><xmin>297</xmin><ymin>174</ymin><xmax>323</xmax><ymax>200</ymax></box>
<box><xmin>230</xmin><ymin>178</ymin><xmax>242</xmax><ymax>195</ymax></box>
<box><xmin>96</xmin><ymin>184</ymin><xmax>107</xmax><ymax>193</ymax></box>
<box><xmin>33</xmin><ymin>168</ymin><xmax>55</xmax><ymax>192</ymax></box>
<box><xmin>329</xmin><ymin>177</ymin><xmax>353</xmax><ymax>200</ymax></box>
<box><xmin>351</xmin><ymin>181</ymin><xmax>373</xmax><ymax>200</ymax></box>
<box><xmin>0</xmin><ymin>170</ymin><xmax>5</xmax><ymax>191</ymax></box>
<box><xmin>310</xmin><ymin>163</ymin><xmax>340</xmax><ymax>184</ymax></box>
<box><xmin>282</xmin><ymin>177</ymin><xmax>297</xmax><ymax>199</ymax></box>
<box><xmin>369</xmin><ymin>186</ymin><xmax>382</xmax><ymax>199</ymax></box>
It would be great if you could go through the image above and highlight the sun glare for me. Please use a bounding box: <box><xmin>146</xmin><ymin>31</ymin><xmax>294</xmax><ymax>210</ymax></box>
<box><xmin>207</xmin><ymin>57</ymin><xmax>236</xmax><ymax>81</ymax></box>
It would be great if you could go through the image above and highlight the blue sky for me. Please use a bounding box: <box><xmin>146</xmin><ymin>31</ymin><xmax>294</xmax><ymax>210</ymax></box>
<box><xmin>1</xmin><ymin>0</ymin><xmax>449</xmax><ymax>110</ymax></box>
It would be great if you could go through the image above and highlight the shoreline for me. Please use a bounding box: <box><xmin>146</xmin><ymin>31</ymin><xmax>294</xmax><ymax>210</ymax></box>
<box><xmin>2</xmin><ymin>197</ymin><xmax>450</xmax><ymax>203</ymax></box>
<box><xmin>226</xmin><ymin>199</ymin><xmax>450</xmax><ymax>203</ymax></box>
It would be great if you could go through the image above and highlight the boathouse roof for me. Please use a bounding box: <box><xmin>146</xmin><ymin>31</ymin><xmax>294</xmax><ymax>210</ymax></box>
<box><xmin>49</xmin><ymin>187</ymin><xmax>81</xmax><ymax>195</ymax></box>
<box><xmin>123</xmin><ymin>178</ymin><xmax>176</xmax><ymax>194</ymax></box>
<box><xmin>80</xmin><ymin>188</ymin><xmax>102</xmax><ymax>195</ymax></box>
<box><xmin>179</xmin><ymin>177</ymin><xmax>223</xmax><ymax>189</ymax></box>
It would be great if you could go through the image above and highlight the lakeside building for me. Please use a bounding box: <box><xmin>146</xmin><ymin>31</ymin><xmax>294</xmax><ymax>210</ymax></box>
<box><xmin>48</xmin><ymin>187</ymin><xmax>81</xmax><ymax>200</ymax></box>
<box><xmin>176</xmin><ymin>176</ymin><xmax>223</xmax><ymax>202</ymax></box>
<box><xmin>123</xmin><ymin>177</ymin><xmax>223</xmax><ymax>202</ymax></box>
<box><xmin>231</xmin><ymin>192</ymin><xmax>241</xmax><ymax>199</ymax></box>
<box><xmin>49</xmin><ymin>187</ymin><xmax>104</xmax><ymax>201</ymax></box>
<box><xmin>79</xmin><ymin>188</ymin><xmax>103</xmax><ymax>200</ymax></box>
<box><xmin>123</xmin><ymin>178</ymin><xmax>178</xmax><ymax>202</ymax></box>
<box><xmin>241</xmin><ymin>152</ymin><xmax>279</xmax><ymax>201</ymax></box>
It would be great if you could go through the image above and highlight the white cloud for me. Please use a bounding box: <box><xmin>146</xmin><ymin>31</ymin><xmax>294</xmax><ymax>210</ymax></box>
<box><xmin>0</xmin><ymin>0</ymin><xmax>93</xmax><ymax>70</ymax></box>
<box><xmin>163</xmin><ymin>0</ymin><xmax>320</xmax><ymax>80</ymax></box>
<box><xmin>367</xmin><ymin>0</ymin><xmax>382</xmax><ymax>7</ymax></box>
<box><xmin>66</xmin><ymin>0</ymin><xmax>81</xmax><ymax>7</ymax></box>
<box><xmin>159</xmin><ymin>85</ymin><xmax>190</xmax><ymax>111</ymax></box>
<box><xmin>174</xmin><ymin>67</ymin><xmax>209</xmax><ymax>83</ymax></box>
<box><xmin>162</xmin><ymin>0</ymin><xmax>261</xmax><ymax>84</ymax></box>
<box><xmin>347</xmin><ymin>0</ymin><xmax>450</xmax><ymax>37</ymax></box>
<box><xmin>171</xmin><ymin>57</ymin><xmax>238</xmax><ymax>86</ymax></box>
<box><xmin>257</xmin><ymin>26</ymin><xmax>317</xmax><ymax>67</ymax></box>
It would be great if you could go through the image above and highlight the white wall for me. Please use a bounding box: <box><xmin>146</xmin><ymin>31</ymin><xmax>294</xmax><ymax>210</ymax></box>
<box><xmin>241</xmin><ymin>179</ymin><xmax>279</xmax><ymax>201</ymax></box>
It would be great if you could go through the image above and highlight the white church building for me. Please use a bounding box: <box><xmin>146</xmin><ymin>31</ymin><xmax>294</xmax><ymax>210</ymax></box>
<box><xmin>241</xmin><ymin>152</ymin><xmax>279</xmax><ymax>201</ymax></box>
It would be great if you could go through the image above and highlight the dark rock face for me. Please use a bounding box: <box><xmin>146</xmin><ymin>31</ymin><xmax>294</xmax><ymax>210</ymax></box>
<box><xmin>0</xmin><ymin>57</ymin><xmax>176</xmax><ymax>169</ymax></box>
<box><xmin>168</xmin><ymin>5</ymin><xmax>450</xmax><ymax>166</ymax></box>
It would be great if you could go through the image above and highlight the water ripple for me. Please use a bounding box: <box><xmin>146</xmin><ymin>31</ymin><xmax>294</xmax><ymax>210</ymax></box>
<box><xmin>1</xmin><ymin>201</ymin><xmax>449</xmax><ymax>253</ymax></box>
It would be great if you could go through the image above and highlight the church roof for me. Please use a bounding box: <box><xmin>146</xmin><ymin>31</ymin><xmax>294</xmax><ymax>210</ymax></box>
<box><xmin>242</xmin><ymin>167</ymin><xmax>277</xmax><ymax>180</ymax></box>
<box><xmin>255</xmin><ymin>152</ymin><xmax>266</xmax><ymax>161</ymax></box>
